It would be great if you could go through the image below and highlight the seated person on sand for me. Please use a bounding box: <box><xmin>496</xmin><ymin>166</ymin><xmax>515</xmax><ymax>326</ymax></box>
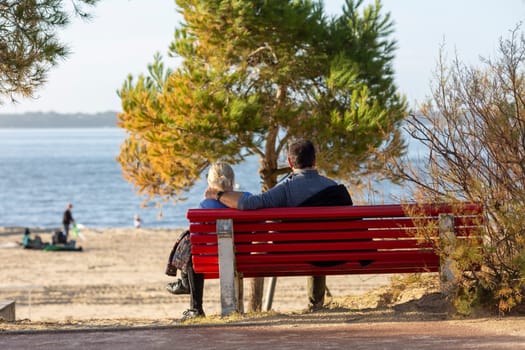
<box><xmin>22</xmin><ymin>228</ymin><xmax>48</xmax><ymax>249</ymax></box>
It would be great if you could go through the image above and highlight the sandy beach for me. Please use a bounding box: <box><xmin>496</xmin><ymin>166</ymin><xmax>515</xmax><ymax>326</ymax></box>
<box><xmin>1</xmin><ymin>226</ymin><xmax>524</xmax><ymax>336</ymax></box>
<box><xmin>0</xmin><ymin>227</ymin><xmax>391</xmax><ymax>321</ymax></box>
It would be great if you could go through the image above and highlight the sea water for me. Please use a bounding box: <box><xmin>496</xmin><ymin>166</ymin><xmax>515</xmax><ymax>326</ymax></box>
<box><xmin>0</xmin><ymin>128</ymin><xmax>261</xmax><ymax>229</ymax></box>
<box><xmin>0</xmin><ymin>128</ymin><xmax>412</xmax><ymax>229</ymax></box>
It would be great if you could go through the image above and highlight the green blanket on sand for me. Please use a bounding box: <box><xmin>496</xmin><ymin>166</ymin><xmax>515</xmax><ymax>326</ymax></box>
<box><xmin>43</xmin><ymin>244</ymin><xmax>83</xmax><ymax>252</ymax></box>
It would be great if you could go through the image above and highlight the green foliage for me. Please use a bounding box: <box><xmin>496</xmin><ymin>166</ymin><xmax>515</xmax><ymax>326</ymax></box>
<box><xmin>118</xmin><ymin>0</ymin><xmax>407</xmax><ymax>204</ymax></box>
<box><xmin>0</xmin><ymin>0</ymin><xmax>99</xmax><ymax>104</ymax></box>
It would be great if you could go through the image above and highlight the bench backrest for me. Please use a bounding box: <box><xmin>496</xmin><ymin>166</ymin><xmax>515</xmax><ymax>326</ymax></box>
<box><xmin>187</xmin><ymin>203</ymin><xmax>483</xmax><ymax>278</ymax></box>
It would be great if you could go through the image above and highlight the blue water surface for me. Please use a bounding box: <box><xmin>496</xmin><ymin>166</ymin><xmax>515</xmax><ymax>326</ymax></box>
<box><xmin>0</xmin><ymin>128</ymin><xmax>415</xmax><ymax>229</ymax></box>
<box><xmin>0</xmin><ymin>128</ymin><xmax>262</xmax><ymax>228</ymax></box>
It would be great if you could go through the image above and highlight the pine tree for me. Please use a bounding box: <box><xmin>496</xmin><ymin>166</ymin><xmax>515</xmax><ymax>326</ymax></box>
<box><xmin>118</xmin><ymin>0</ymin><xmax>408</xmax><ymax>311</ymax></box>
<box><xmin>118</xmin><ymin>0</ymin><xmax>407</xmax><ymax>199</ymax></box>
<box><xmin>0</xmin><ymin>0</ymin><xmax>99</xmax><ymax>104</ymax></box>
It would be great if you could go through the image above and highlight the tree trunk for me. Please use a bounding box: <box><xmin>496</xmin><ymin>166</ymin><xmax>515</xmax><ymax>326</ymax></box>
<box><xmin>247</xmin><ymin>278</ymin><xmax>265</xmax><ymax>312</ymax></box>
<box><xmin>247</xmin><ymin>126</ymin><xmax>280</xmax><ymax>310</ymax></box>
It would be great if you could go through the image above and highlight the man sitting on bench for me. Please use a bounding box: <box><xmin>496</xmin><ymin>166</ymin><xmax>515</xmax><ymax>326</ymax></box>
<box><xmin>205</xmin><ymin>139</ymin><xmax>353</xmax><ymax>311</ymax></box>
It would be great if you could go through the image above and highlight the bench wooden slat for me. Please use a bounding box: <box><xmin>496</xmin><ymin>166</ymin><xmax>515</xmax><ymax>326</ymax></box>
<box><xmin>193</xmin><ymin>238</ymin><xmax>431</xmax><ymax>254</ymax></box>
<box><xmin>190</xmin><ymin>227</ymin><xmax>479</xmax><ymax>245</ymax></box>
<box><xmin>186</xmin><ymin>203</ymin><xmax>483</xmax><ymax>222</ymax></box>
<box><xmin>192</xmin><ymin>249</ymin><xmax>440</xmax><ymax>262</ymax></box>
<box><xmin>192</xmin><ymin>254</ymin><xmax>440</xmax><ymax>278</ymax></box>
<box><xmin>191</xmin><ymin>263</ymin><xmax>441</xmax><ymax>279</ymax></box>
<box><xmin>190</xmin><ymin>217</ymin><xmax>481</xmax><ymax>236</ymax></box>
<box><xmin>191</xmin><ymin>217</ymin><xmax>423</xmax><ymax>232</ymax></box>
<box><xmin>190</xmin><ymin>229</ymin><xmax>421</xmax><ymax>243</ymax></box>
<box><xmin>240</xmin><ymin>266</ymin><xmax>440</xmax><ymax>277</ymax></box>
<box><xmin>191</xmin><ymin>219</ymin><xmax>481</xmax><ymax>234</ymax></box>
<box><xmin>236</xmin><ymin>250</ymin><xmax>438</xmax><ymax>264</ymax></box>
<box><xmin>192</xmin><ymin>265</ymin><xmax>441</xmax><ymax>278</ymax></box>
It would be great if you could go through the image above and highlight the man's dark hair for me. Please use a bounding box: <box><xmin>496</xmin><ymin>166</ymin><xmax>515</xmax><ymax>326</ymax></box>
<box><xmin>288</xmin><ymin>140</ymin><xmax>316</xmax><ymax>169</ymax></box>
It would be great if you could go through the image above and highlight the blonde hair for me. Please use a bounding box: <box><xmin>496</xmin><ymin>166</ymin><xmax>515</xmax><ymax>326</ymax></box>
<box><xmin>207</xmin><ymin>162</ymin><xmax>235</xmax><ymax>191</ymax></box>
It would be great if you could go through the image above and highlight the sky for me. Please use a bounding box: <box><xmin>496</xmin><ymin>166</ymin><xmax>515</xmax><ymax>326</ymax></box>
<box><xmin>2</xmin><ymin>0</ymin><xmax>525</xmax><ymax>114</ymax></box>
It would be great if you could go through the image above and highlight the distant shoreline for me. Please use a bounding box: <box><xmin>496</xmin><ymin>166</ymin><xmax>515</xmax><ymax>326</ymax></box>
<box><xmin>0</xmin><ymin>111</ymin><xmax>118</xmax><ymax>128</ymax></box>
<box><xmin>0</xmin><ymin>125</ymin><xmax>119</xmax><ymax>130</ymax></box>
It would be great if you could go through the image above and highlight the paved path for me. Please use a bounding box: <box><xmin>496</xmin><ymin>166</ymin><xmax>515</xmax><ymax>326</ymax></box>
<box><xmin>2</xmin><ymin>322</ymin><xmax>525</xmax><ymax>350</ymax></box>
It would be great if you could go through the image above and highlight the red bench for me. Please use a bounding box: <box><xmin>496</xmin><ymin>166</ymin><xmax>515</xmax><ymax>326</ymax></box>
<box><xmin>187</xmin><ymin>203</ymin><xmax>483</xmax><ymax>316</ymax></box>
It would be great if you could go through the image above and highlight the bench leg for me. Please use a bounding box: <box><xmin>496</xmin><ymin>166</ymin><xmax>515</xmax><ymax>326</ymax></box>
<box><xmin>263</xmin><ymin>277</ymin><xmax>278</xmax><ymax>311</ymax></box>
<box><xmin>217</xmin><ymin>219</ymin><xmax>242</xmax><ymax>316</ymax></box>
<box><xmin>439</xmin><ymin>213</ymin><xmax>456</xmax><ymax>296</ymax></box>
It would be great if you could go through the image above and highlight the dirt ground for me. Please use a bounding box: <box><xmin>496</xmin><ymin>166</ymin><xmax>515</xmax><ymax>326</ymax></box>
<box><xmin>1</xmin><ymin>226</ymin><xmax>524</xmax><ymax>339</ymax></box>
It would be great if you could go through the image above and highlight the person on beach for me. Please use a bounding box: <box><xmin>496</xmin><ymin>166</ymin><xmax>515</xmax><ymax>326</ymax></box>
<box><xmin>134</xmin><ymin>214</ymin><xmax>142</xmax><ymax>228</ymax></box>
<box><xmin>204</xmin><ymin>140</ymin><xmax>353</xmax><ymax>311</ymax></box>
<box><xmin>21</xmin><ymin>228</ymin><xmax>48</xmax><ymax>249</ymax></box>
<box><xmin>62</xmin><ymin>202</ymin><xmax>75</xmax><ymax>238</ymax></box>
<box><xmin>170</xmin><ymin>161</ymin><xmax>249</xmax><ymax>322</ymax></box>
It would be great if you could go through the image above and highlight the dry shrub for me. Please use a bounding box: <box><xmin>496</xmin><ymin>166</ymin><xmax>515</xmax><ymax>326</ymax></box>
<box><xmin>389</xmin><ymin>26</ymin><xmax>525</xmax><ymax>315</ymax></box>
